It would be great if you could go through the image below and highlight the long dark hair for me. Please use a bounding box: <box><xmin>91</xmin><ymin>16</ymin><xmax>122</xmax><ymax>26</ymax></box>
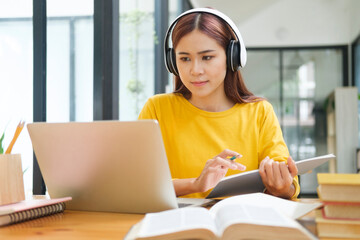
<box><xmin>172</xmin><ymin>12</ymin><xmax>262</xmax><ymax>103</ymax></box>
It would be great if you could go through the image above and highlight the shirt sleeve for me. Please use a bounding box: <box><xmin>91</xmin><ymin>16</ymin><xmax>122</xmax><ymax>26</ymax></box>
<box><xmin>138</xmin><ymin>97</ymin><xmax>179</xmax><ymax>181</ymax></box>
<box><xmin>138</xmin><ymin>97</ymin><xmax>158</xmax><ymax>120</ymax></box>
<box><xmin>258</xmin><ymin>101</ymin><xmax>300</xmax><ymax>199</ymax></box>
<box><xmin>292</xmin><ymin>176</ymin><xmax>300</xmax><ymax>199</ymax></box>
<box><xmin>258</xmin><ymin>101</ymin><xmax>289</xmax><ymax>161</ymax></box>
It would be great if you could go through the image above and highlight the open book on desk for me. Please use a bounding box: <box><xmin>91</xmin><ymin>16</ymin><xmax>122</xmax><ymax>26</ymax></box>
<box><xmin>207</xmin><ymin>154</ymin><xmax>335</xmax><ymax>198</ymax></box>
<box><xmin>125</xmin><ymin>193</ymin><xmax>321</xmax><ymax>240</ymax></box>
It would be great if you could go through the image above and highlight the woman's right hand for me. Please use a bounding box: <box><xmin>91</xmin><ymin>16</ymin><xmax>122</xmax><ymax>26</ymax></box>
<box><xmin>193</xmin><ymin>149</ymin><xmax>246</xmax><ymax>193</ymax></box>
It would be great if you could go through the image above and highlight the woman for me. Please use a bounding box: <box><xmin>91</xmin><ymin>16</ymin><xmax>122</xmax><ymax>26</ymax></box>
<box><xmin>139</xmin><ymin>8</ymin><xmax>299</xmax><ymax>199</ymax></box>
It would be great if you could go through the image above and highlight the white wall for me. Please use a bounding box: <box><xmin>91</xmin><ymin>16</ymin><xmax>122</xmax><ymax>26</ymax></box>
<box><xmin>350</xmin><ymin>0</ymin><xmax>360</xmax><ymax>42</ymax></box>
<box><xmin>191</xmin><ymin>0</ymin><xmax>360</xmax><ymax>47</ymax></box>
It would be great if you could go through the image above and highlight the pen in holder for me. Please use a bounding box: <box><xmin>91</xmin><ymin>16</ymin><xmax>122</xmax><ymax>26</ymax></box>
<box><xmin>0</xmin><ymin>154</ymin><xmax>25</xmax><ymax>205</ymax></box>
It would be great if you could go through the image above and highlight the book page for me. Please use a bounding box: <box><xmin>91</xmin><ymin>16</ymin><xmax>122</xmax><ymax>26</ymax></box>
<box><xmin>210</xmin><ymin>193</ymin><xmax>322</xmax><ymax>219</ymax></box>
<box><xmin>138</xmin><ymin>207</ymin><xmax>218</xmax><ymax>238</ymax></box>
<box><xmin>214</xmin><ymin>204</ymin><xmax>299</xmax><ymax>234</ymax></box>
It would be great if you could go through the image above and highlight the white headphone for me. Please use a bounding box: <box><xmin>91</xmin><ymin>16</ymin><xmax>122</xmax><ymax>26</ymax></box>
<box><xmin>164</xmin><ymin>8</ymin><xmax>247</xmax><ymax>76</ymax></box>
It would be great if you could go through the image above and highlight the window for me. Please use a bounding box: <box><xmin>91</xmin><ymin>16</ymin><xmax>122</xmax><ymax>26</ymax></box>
<box><xmin>47</xmin><ymin>0</ymin><xmax>93</xmax><ymax>122</ymax></box>
<box><xmin>0</xmin><ymin>0</ymin><xmax>33</xmax><ymax>197</ymax></box>
<box><xmin>3</xmin><ymin>0</ymin><xmax>188</xmax><ymax>195</ymax></box>
<box><xmin>119</xmin><ymin>0</ymin><xmax>155</xmax><ymax>120</ymax></box>
<box><xmin>242</xmin><ymin>48</ymin><xmax>344</xmax><ymax>194</ymax></box>
<box><xmin>353</xmin><ymin>36</ymin><xmax>360</xmax><ymax>146</ymax></box>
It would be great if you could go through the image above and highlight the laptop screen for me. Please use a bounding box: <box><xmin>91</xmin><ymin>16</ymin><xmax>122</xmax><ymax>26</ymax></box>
<box><xmin>27</xmin><ymin>120</ymin><xmax>178</xmax><ymax>213</ymax></box>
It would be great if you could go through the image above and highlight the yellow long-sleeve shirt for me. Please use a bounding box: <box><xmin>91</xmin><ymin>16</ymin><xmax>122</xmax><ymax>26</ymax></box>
<box><xmin>138</xmin><ymin>93</ymin><xmax>300</xmax><ymax>198</ymax></box>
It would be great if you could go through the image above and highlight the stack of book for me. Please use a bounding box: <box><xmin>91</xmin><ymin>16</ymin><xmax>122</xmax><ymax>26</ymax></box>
<box><xmin>316</xmin><ymin>173</ymin><xmax>360</xmax><ymax>238</ymax></box>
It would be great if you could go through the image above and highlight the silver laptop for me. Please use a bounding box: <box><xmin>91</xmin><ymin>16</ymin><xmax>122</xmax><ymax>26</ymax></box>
<box><xmin>27</xmin><ymin>120</ymin><xmax>212</xmax><ymax>214</ymax></box>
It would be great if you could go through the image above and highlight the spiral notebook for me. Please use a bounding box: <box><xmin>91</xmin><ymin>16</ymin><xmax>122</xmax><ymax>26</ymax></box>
<box><xmin>0</xmin><ymin>197</ymin><xmax>72</xmax><ymax>227</ymax></box>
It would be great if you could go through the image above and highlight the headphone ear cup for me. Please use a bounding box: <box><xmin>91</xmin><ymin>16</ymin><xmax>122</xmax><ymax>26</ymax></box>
<box><xmin>166</xmin><ymin>48</ymin><xmax>179</xmax><ymax>76</ymax></box>
<box><xmin>226</xmin><ymin>40</ymin><xmax>240</xmax><ymax>72</ymax></box>
<box><xmin>165</xmin><ymin>48</ymin><xmax>173</xmax><ymax>73</ymax></box>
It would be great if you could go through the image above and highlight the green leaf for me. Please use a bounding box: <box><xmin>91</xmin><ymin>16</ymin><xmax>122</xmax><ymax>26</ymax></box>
<box><xmin>0</xmin><ymin>132</ymin><xmax>4</xmax><ymax>154</ymax></box>
<box><xmin>23</xmin><ymin>166</ymin><xmax>29</xmax><ymax>174</ymax></box>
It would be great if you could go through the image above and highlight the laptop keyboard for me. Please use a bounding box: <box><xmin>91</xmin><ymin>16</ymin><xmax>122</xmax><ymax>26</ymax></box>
<box><xmin>176</xmin><ymin>198</ymin><xmax>218</xmax><ymax>208</ymax></box>
<box><xmin>178</xmin><ymin>203</ymin><xmax>193</xmax><ymax>208</ymax></box>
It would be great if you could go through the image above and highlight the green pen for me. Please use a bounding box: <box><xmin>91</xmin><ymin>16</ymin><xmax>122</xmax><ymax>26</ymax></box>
<box><xmin>229</xmin><ymin>155</ymin><xmax>237</xmax><ymax>161</ymax></box>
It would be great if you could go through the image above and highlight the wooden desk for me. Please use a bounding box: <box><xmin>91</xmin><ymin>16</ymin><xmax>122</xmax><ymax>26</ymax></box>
<box><xmin>1</xmin><ymin>201</ymin><xmax>338</xmax><ymax>240</ymax></box>
<box><xmin>0</xmin><ymin>210</ymin><xmax>144</xmax><ymax>239</ymax></box>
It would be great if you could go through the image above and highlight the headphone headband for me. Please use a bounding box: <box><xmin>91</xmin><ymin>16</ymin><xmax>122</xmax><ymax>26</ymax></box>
<box><xmin>164</xmin><ymin>8</ymin><xmax>247</xmax><ymax>74</ymax></box>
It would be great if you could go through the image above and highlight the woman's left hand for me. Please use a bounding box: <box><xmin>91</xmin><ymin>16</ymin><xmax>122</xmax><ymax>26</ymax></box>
<box><xmin>259</xmin><ymin>156</ymin><xmax>298</xmax><ymax>199</ymax></box>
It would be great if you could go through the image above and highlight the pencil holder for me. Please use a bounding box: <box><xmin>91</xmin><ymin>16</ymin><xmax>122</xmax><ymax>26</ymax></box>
<box><xmin>0</xmin><ymin>154</ymin><xmax>25</xmax><ymax>205</ymax></box>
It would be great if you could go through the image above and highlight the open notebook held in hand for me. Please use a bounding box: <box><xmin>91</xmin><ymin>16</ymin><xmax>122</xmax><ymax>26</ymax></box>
<box><xmin>125</xmin><ymin>193</ymin><xmax>321</xmax><ymax>240</ymax></box>
<box><xmin>207</xmin><ymin>154</ymin><xmax>335</xmax><ymax>198</ymax></box>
